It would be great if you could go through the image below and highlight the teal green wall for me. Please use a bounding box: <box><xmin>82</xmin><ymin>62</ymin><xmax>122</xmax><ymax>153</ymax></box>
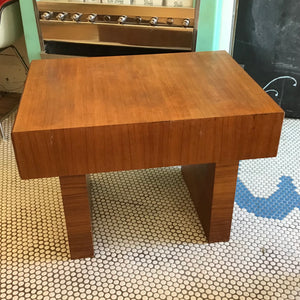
<box><xmin>19</xmin><ymin>0</ymin><xmax>222</xmax><ymax>61</ymax></box>
<box><xmin>19</xmin><ymin>0</ymin><xmax>41</xmax><ymax>62</ymax></box>
<box><xmin>196</xmin><ymin>0</ymin><xmax>223</xmax><ymax>51</ymax></box>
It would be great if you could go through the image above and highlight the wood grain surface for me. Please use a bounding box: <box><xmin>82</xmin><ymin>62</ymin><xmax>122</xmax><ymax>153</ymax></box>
<box><xmin>59</xmin><ymin>175</ymin><xmax>94</xmax><ymax>259</ymax></box>
<box><xmin>182</xmin><ymin>162</ymin><xmax>239</xmax><ymax>243</ymax></box>
<box><xmin>12</xmin><ymin>51</ymin><xmax>285</xmax><ymax>256</ymax></box>
<box><xmin>12</xmin><ymin>51</ymin><xmax>284</xmax><ymax>179</ymax></box>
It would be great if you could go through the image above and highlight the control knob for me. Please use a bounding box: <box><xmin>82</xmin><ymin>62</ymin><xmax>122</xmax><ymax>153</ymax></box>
<box><xmin>150</xmin><ymin>17</ymin><xmax>158</xmax><ymax>26</ymax></box>
<box><xmin>56</xmin><ymin>12</ymin><xmax>68</xmax><ymax>21</ymax></box>
<box><xmin>136</xmin><ymin>16</ymin><xmax>142</xmax><ymax>23</ymax></box>
<box><xmin>87</xmin><ymin>13</ymin><xmax>97</xmax><ymax>23</ymax></box>
<box><xmin>72</xmin><ymin>13</ymin><xmax>82</xmax><ymax>22</ymax></box>
<box><xmin>118</xmin><ymin>15</ymin><xmax>127</xmax><ymax>24</ymax></box>
<box><xmin>41</xmin><ymin>11</ymin><xmax>53</xmax><ymax>20</ymax></box>
<box><xmin>183</xmin><ymin>18</ymin><xmax>190</xmax><ymax>27</ymax></box>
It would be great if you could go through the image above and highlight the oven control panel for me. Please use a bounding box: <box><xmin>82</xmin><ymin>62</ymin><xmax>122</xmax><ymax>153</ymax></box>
<box><xmin>40</xmin><ymin>10</ymin><xmax>194</xmax><ymax>28</ymax></box>
<box><xmin>37</xmin><ymin>2</ymin><xmax>197</xmax><ymax>50</ymax></box>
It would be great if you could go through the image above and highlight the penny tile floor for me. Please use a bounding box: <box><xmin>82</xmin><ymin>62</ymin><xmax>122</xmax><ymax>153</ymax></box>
<box><xmin>1</xmin><ymin>113</ymin><xmax>299</xmax><ymax>300</ymax></box>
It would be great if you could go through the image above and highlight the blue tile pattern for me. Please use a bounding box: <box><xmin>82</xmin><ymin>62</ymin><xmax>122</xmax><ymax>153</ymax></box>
<box><xmin>235</xmin><ymin>176</ymin><xmax>300</xmax><ymax>220</ymax></box>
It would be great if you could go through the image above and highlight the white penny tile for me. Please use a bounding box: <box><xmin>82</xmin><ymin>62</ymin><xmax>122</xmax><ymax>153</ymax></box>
<box><xmin>1</xmin><ymin>113</ymin><xmax>299</xmax><ymax>299</ymax></box>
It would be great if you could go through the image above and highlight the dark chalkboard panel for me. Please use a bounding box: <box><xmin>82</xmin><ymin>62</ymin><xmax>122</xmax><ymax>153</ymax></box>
<box><xmin>233</xmin><ymin>0</ymin><xmax>300</xmax><ymax>118</ymax></box>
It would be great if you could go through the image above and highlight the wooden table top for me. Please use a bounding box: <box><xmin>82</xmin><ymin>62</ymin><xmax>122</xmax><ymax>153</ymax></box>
<box><xmin>12</xmin><ymin>51</ymin><xmax>284</xmax><ymax>179</ymax></box>
<box><xmin>13</xmin><ymin>51</ymin><xmax>282</xmax><ymax>133</ymax></box>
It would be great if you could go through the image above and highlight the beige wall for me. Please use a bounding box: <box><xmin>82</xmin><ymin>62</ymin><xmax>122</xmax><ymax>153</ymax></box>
<box><xmin>0</xmin><ymin>35</ymin><xmax>28</xmax><ymax>94</ymax></box>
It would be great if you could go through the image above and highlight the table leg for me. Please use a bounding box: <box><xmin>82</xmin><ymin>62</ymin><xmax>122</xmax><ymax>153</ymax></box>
<box><xmin>59</xmin><ymin>175</ymin><xmax>94</xmax><ymax>259</ymax></box>
<box><xmin>181</xmin><ymin>162</ymin><xmax>239</xmax><ymax>243</ymax></box>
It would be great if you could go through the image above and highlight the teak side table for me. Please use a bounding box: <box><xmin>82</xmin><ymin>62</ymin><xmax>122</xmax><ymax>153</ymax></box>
<box><xmin>12</xmin><ymin>51</ymin><xmax>284</xmax><ymax>259</ymax></box>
